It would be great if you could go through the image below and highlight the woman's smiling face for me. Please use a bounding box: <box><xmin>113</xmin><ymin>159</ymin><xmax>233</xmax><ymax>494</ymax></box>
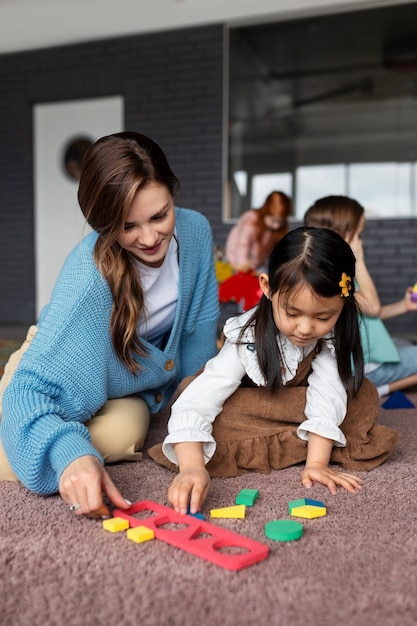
<box><xmin>117</xmin><ymin>181</ymin><xmax>175</xmax><ymax>267</ymax></box>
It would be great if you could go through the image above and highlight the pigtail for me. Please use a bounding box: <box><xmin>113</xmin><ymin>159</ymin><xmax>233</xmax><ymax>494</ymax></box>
<box><xmin>254</xmin><ymin>297</ymin><xmax>285</xmax><ymax>391</ymax></box>
<box><xmin>334</xmin><ymin>294</ymin><xmax>364</xmax><ymax>396</ymax></box>
<box><xmin>238</xmin><ymin>296</ymin><xmax>284</xmax><ymax>391</ymax></box>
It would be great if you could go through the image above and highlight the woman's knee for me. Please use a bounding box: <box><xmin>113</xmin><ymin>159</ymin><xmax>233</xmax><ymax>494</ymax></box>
<box><xmin>86</xmin><ymin>397</ymin><xmax>150</xmax><ymax>463</ymax></box>
<box><xmin>0</xmin><ymin>325</ymin><xmax>38</xmax><ymax>412</ymax></box>
<box><xmin>0</xmin><ymin>441</ymin><xmax>19</xmax><ymax>482</ymax></box>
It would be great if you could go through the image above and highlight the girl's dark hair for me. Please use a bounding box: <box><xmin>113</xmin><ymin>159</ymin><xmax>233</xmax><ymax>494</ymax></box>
<box><xmin>242</xmin><ymin>226</ymin><xmax>364</xmax><ymax>396</ymax></box>
<box><xmin>78</xmin><ymin>131</ymin><xmax>179</xmax><ymax>373</ymax></box>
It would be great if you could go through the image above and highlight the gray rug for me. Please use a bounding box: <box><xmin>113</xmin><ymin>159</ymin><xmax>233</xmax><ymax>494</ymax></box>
<box><xmin>1</xmin><ymin>393</ymin><xmax>416</xmax><ymax>626</ymax></box>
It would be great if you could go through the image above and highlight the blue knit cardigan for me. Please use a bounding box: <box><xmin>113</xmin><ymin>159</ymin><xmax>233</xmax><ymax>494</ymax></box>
<box><xmin>1</xmin><ymin>208</ymin><xmax>219</xmax><ymax>494</ymax></box>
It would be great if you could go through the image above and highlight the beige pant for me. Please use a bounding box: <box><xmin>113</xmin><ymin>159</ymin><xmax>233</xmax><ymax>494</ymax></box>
<box><xmin>0</xmin><ymin>326</ymin><xmax>150</xmax><ymax>482</ymax></box>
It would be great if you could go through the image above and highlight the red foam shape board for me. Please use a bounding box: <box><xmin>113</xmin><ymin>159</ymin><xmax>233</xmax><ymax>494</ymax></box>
<box><xmin>113</xmin><ymin>500</ymin><xmax>269</xmax><ymax>571</ymax></box>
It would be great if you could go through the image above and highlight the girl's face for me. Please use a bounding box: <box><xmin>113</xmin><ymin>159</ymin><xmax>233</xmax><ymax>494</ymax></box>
<box><xmin>259</xmin><ymin>275</ymin><xmax>344</xmax><ymax>347</ymax></box>
<box><xmin>117</xmin><ymin>181</ymin><xmax>175</xmax><ymax>267</ymax></box>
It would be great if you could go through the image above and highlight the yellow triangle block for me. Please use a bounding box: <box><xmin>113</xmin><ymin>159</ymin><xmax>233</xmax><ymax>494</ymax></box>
<box><xmin>291</xmin><ymin>505</ymin><xmax>327</xmax><ymax>519</ymax></box>
<box><xmin>210</xmin><ymin>505</ymin><xmax>246</xmax><ymax>519</ymax></box>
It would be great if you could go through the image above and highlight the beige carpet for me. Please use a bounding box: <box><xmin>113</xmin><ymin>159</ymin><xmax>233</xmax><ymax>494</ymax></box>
<box><xmin>1</xmin><ymin>393</ymin><xmax>417</xmax><ymax>626</ymax></box>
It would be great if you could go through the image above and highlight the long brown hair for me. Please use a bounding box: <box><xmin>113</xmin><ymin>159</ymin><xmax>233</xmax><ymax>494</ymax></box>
<box><xmin>253</xmin><ymin>191</ymin><xmax>291</xmax><ymax>259</ymax></box>
<box><xmin>78</xmin><ymin>131</ymin><xmax>179</xmax><ymax>373</ymax></box>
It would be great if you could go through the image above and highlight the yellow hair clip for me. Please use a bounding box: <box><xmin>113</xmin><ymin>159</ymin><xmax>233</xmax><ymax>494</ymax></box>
<box><xmin>339</xmin><ymin>273</ymin><xmax>352</xmax><ymax>298</ymax></box>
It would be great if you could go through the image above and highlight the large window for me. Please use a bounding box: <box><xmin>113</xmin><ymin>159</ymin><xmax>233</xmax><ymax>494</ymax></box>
<box><xmin>227</xmin><ymin>4</ymin><xmax>417</xmax><ymax>221</ymax></box>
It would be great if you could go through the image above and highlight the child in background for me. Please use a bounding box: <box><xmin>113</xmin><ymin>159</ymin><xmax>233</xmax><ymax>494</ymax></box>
<box><xmin>148</xmin><ymin>227</ymin><xmax>397</xmax><ymax>514</ymax></box>
<box><xmin>304</xmin><ymin>195</ymin><xmax>417</xmax><ymax>398</ymax></box>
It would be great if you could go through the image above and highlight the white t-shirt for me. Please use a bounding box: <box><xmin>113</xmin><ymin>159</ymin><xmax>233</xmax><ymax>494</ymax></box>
<box><xmin>132</xmin><ymin>233</ymin><xmax>179</xmax><ymax>348</ymax></box>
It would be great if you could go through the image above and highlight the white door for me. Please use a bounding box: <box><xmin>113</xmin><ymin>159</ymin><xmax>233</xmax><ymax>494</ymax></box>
<box><xmin>33</xmin><ymin>96</ymin><xmax>123</xmax><ymax>317</ymax></box>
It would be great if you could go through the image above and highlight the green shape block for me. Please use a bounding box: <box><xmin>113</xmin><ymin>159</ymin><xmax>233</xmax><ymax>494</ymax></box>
<box><xmin>264</xmin><ymin>520</ymin><xmax>303</xmax><ymax>542</ymax></box>
<box><xmin>235</xmin><ymin>488</ymin><xmax>259</xmax><ymax>506</ymax></box>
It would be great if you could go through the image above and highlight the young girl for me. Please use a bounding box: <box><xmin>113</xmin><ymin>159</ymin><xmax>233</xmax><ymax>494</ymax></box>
<box><xmin>0</xmin><ymin>131</ymin><xmax>219</xmax><ymax>518</ymax></box>
<box><xmin>304</xmin><ymin>195</ymin><xmax>417</xmax><ymax>397</ymax></box>
<box><xmin>148</xmin><ymin>227</ymin><xmax>398</xmax><ymax>515</ymax></box>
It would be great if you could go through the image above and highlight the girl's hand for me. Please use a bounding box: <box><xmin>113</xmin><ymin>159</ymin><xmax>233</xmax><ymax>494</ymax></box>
<box><xmin>349</xmin><ymin>232</ymin><xmax>365</xmax><ymax>264</ymax></box>
<box><xmin>301</xmin><ymin>465</ymin><xmax>363</xmax><ymax>494</ymax></box>
<box><xmin>168</xmin><ymin>466</ymin><xmax>210</xmax><ymax>515</ymax></box>
<box><xmin>59</xmin><ymin>455</ymin><xmax>131</xmax><ymax>519</ymax></box>
<box><xmin>405</xmin><ymin>288</ymin><xmax>417</xmax><ymax>312</ymax></box>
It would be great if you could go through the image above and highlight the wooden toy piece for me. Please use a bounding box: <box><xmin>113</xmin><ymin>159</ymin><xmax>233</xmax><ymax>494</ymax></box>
<box><xmin>410</xmin><ymin>283</ymin><xmax>417</xmax><ymax>303</ymax></box>
<box><xmin>210</xmin><ymin>505</ymin><xmax>246</xmax><ymax>519</ymax></box>
<box><xmin>288</xmin><ymin>498</ymin><xmax>325</xmax><ymax>515</ymax></box>
<box><xmin>186</xmin><ymin>506</ymin><xmax>205</xmax><ymax>520</ymax></box>
<box><xmin>114</xmin><ymin>500</ymin><xmax>269</xmax><ymax>571</ymax></box>
<box><xmin>235</xmin><ymin>488</ymin><xmax>259</xmax><ymax>506</ymax></box>
<box><xmin>265</xmin><ymin>520</ymin><xmax>303</xmax><ymax>542</ymax></box>
<box><xmin>102</xmin><ymin>517</ymin><xmax>130</xmax><ymax>533</ymax></box>
<box><xmin>291</xmin><ymin>505</ymin><xmax>327</xmax><ymax>519</ymax></box>
<box><xmin>127</xmin><ymin>526</ymin><xmax>155</xmax><ymax>543</ymax></box>
<box><xmin>381</xmin><ymin>390</ymin><xmax>416</xmax><ymax>410</ymax></box>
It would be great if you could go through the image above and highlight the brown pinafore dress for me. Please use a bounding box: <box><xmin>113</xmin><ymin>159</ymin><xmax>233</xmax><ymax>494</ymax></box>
<box><xmin>148</xmin><ymin>349</ymin><xmax>398</xmax><ymax>477</ymax></box>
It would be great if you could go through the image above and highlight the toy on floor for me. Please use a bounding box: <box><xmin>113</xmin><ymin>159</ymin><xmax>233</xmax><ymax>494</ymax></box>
<box><xmin>381</xmin><ymin>390</ymin><xmax>416</xmax><ymax>409</ymax></box>
<box><xmin>265</xmin><ymin>520</ymin><xmax>303</xmax><ymax>542</ymax></box>
<box><xmin>127</xmin><ymin>526</ymin><xmax>155</xmax><ymax>543</ymax></box>
<box><xmin>186</xmin><ymin>506</ymin><xmax>205</xmax><ymax>520</ymax></box>
<box><xmin>236</xmin><ymin>488</ymin><xmax>259</xmax><ymax>506</ymax></box>
<box><xmin>112</xmin><ymin>500</ymin><xmax>269</xmax><ymax>571</ymax></box>
<box><xmin>290</xmin><ymin>505</ymin><xmax>327</xmax><ymax>519</ymax></box>
<box><xmin>102</xmin><ymin>517</ymin><xmax>130</xmax><ymax>533</ymax></box>
<box><xmin>288</xmin><ymin>498</ymin><xmax>325</xmax><ymax>514</ymax></box>
<box><xmin>210</xmin><ymin>504</ymin><xmax>246</xmax><ymax>519</ymax></box>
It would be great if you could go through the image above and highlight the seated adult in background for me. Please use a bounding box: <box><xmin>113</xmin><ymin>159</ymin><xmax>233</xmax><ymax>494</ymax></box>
<box><xmin>225</xmin><ymin>191</ymin><xmax>292</xmax><ymax>272</ymax></box>
<box><xmin>0</xmin><ymin>131</ymin><xmax>219</xmax><ymax>518</ymax></box>
<box><xmin>304</xmin><ymin>195</ymin><xmax>417</xmax><ymax>398</ymax></box>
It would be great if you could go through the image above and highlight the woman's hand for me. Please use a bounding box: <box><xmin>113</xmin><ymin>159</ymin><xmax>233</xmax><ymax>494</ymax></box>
<box><xmin>59</xmin><ymin>455</ymin><xmax>131</xmax><ymax>519</ymax></box>
<box><xmin>301</xmin><ymin>464</ymin><xmax>363</xmax><ymax>494</ymax></box>
<box><xmin>168</xmin><ymin>466</ymin><xmax>210</xmax><ymax>515</ymax></box>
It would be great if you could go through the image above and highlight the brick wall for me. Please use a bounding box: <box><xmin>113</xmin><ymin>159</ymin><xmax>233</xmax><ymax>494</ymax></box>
<box><xmin>0</xmin><ymin>25</ymin><xmax>225</xmax><ymax>324</ymax></box>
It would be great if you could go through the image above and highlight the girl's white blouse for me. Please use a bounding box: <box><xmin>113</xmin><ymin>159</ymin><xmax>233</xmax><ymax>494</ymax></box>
<box><xmin>162</xmin><ymin>309</ymin><xmax>348</xmax><ymax>465</ymax></box>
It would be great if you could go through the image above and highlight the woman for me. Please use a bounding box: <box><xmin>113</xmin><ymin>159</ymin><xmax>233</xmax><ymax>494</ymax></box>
<box><xmin>225</xmin><ymin>191</ymin><xmax>292</xmax><ymax>271</ymax></box>
<box><xmin>0</xmin><ymin>131</ymin><xmax>219</xmax><ymax>518</ymax></box>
